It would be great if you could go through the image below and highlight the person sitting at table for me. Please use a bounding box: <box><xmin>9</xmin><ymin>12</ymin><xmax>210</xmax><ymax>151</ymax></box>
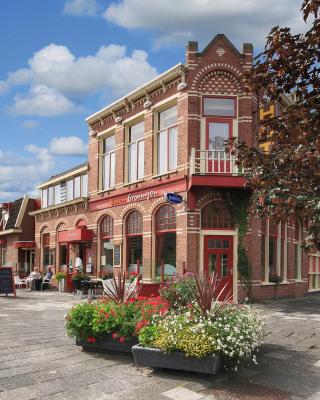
<box><xmin>41</xmin><ymin>266</ymin><xmax>54</xmax><ymax>290</ymax></box>
<box><xmin>28</xmin><ymin>267</ymin><xmax>42</xmax><ymax>290</ymax></box>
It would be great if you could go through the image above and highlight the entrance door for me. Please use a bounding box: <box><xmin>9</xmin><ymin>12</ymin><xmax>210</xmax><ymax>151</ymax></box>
<box><xmin>204</xmin><ymin>235</ymin><xmax>233</xmax><ymax>299</ymax></box>
<box><xmin>206</xmin><ymin>119</ymin><xmax>232</xmax><ymax>173</ymax></box>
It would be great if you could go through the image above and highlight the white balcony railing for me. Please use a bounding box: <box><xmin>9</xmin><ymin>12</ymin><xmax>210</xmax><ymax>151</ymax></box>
<box><xmin>189</xmin><ymin>148</ymin><xmax>241</xmax><ymax>175</ymax></box>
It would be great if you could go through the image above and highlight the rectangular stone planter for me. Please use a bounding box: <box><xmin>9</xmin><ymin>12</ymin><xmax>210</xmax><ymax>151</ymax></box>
<box><xmin>77</xmin><ymin>335</ymin><xmax>137</xmax><ymax>354</ymax></box>
<box><xmin>132</xmin><ymin>345</ymin><xmax>222</xmax><ymax>375</ymax></box>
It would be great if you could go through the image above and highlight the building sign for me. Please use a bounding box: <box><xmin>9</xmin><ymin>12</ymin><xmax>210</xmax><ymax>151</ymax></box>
<box><xmin>165</xmin><ymin>192</ymin><xmax>183</xmax><ymax>205</ymax></box>
<box><xmin>90</xmin><ymin>179</ymin><xmax>186</xmax><ymax>211</ymax></box>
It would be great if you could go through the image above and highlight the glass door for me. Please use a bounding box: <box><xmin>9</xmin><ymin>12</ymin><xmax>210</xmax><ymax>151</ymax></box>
<box><xmin>206</xmin><ymin>119</ymin><xmax>232</xmax><ymax>173</ymax></box>
<box><xmin>204</xmin><ymin>235</ymin><xmax>233</xmax><ymax>299</ymax></box>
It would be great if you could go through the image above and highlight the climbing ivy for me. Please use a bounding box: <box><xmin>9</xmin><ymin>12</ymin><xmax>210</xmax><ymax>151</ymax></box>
<box><xmin>221</xmin><ymin>190</ymin><xmax>253</xmax><ymax>300</ymax></box>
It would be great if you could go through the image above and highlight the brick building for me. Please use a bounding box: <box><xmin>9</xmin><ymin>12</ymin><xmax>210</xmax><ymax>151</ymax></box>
<box><xmin>31</xmin><ymin>34</ymin><xmax>313</xmax><ymax>301</ymax></box>
<box><xmin>0</xmin><ymin>195</ymin><xmax>39</xmax><ymax>275</ymax></box>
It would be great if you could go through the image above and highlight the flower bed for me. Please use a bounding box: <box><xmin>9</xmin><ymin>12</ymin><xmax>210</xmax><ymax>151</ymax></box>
<box><xmin>136</xmin><ymin>303</ymin><xmax>264</xmax><ymax>371</ymax></box>
<box><xmin>65</xmin><ymin>296</ymin><xmax>168</xmax><ymax>353</ymax></box>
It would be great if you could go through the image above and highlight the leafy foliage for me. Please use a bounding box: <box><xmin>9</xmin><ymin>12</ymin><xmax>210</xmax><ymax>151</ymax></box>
<box><xmin>228</xmin><ymin>0</ymin><xmax>320</xmax><ymax>249</ymax></box>
<box><xmin>102</xmin><ymin>271</ymin><xmax>141</xmax><ymax>303</ymax></box>
<box><xmin>159</xmin><ymin>274</ymin><xmax>197</xmax><ymax>309</ymax></box>
<box><xmin>138</xmin><ymin>304</ymin><xmax>264</xmax><ymax>370</ymax></box>
<box><xmin>55</xmin><ymin>272</ymin><xmax>66</xmax><ymax>282</ymax></box>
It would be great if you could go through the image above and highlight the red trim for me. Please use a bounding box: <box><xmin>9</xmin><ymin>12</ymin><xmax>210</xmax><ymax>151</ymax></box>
<box><xmin>202</xmin><ymin>95</ymin><xmax>237</xmax><ymax>118</ymax></box>
<box><xmin>14</xmin><ymin>241</ymin><xmax>35</xmax><ymax>249</ymax></box>
<box><xmin>188</xmin><ymin>175</ymin><xmax>245</xmax><ymax>189</ymax></box>
<box><xmin>90</xmin><ymin>177</ymin><xmax>187</xmax><ymax>211</ymax></box>
<box><xmin>0</xmin><ymin>240</ymin><xmax>7</xmax><ymax>245</ymax></box>
<box><xmin>58</xmin><ymin>228</ymin><xmax>92</xmax><ymax>243</ymax></box>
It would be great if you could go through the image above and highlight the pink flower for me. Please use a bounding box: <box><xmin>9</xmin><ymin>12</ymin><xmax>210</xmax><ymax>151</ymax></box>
<box><xmin>119</xmin><ymin>337</ymin><xmax>125</xmax><ymax>343</ymax></box>
<box><xmin>112</xmin><ymin>333</ymin><xmax>118</xmax><ymax>339</ymax></box>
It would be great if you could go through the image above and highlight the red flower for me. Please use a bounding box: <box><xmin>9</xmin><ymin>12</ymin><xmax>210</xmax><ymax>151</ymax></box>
<box><xmin>112</xmin><ymin>333</ymin><xmax>118</xmax><ymax>339</ymax></box>
<box><xmin>119</xmin><ymin>336</ymin><xmax>125</xmax><ymax>343</ymax></box>
<box><xmin>104</xmin><ymin>312</ymin><xmax>109</xmax><ymax>318</ymax></box>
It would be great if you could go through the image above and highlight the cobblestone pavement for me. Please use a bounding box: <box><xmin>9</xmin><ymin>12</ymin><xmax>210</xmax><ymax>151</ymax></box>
<box><xmin>0</xmin><ymin>291</ymin><xmax>319</xmax><ymax>400</ymax></box>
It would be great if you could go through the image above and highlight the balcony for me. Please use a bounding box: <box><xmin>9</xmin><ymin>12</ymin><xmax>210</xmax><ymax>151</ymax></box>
<box><xmin>188</xmin><ymin>148</ymin><xmax>245</xmax><ymax>189</ymax></box>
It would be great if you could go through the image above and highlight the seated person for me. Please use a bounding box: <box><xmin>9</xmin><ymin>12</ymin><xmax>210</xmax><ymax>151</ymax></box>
<box><xmin>41</xmin><ymin>267</ymin><xmax>54</xmax><ymax>290</ymax></box>
<box><xmin>28</xmin><ymin>267</ymin><xmax>42</xmax><ymax>290</ymax></box>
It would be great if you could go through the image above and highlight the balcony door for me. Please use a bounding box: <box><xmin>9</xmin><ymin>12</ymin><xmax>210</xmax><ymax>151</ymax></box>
<box><xmin>206</xmin><ymin>118</ymin><xmax>232</xmax><ymax>173</ymax></box>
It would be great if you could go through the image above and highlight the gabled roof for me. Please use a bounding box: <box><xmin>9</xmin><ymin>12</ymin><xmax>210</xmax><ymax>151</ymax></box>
<box><xmin>200</xmin><ymin>34</ymin><xmax>242</xmax><ymax>57</ymax></box>
<box><xmin>5</xmin><ymin>198</ymin><xmax>24</xmax><ymax>230</ymax></box>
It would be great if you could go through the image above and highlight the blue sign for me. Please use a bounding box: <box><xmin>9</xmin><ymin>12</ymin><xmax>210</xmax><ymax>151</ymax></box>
<box><xmin>165</xmin><ymin>192</ymin><xmax>183</xmax><ymax>205</ymax></box>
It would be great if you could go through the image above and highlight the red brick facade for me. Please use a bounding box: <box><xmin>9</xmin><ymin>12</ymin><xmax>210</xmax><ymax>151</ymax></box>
<box><xmin>32</xmin><ymin>35</ymin><xmax>311</xmax><ymax>301</ymax></box>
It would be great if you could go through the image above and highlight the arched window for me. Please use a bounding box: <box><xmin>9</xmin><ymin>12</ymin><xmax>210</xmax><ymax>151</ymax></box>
<box><xmin>126</xmin><ymin>211</ymin><xmax>143</xmax><ymax>273</ymax></box>
<box><xmin>127</xmin><ymin>210</ymin><xmax>143</xmax><ymax>235</ymax></box>
<box><xmin>76</xmin><ymin>219</ymin><xmax>86</xmax><ymax>227</ymax></box>
<box><xmin>100</xmin><ymin>216</ymin><xmax>114</xmax><ymax>274</ymax></box>
<box><xmin>56</xmin><ymin>223</ymin><xmax>67</xmax><ymax>269</ymax></box>
<box><xmin>155</xmin><ymin>205</ymin><xmax>176</xmax><ymax>276</ymax></box>
<box><xmin>40</xmin><ymin>227</ymin><xmax>53</xmax><ymax>270</ymax></box>
<box><xmin>101</xmin><ymin>215</ymin><xmax>113</xmax><ymax>238</ymax></box>
<box><xmin>201</xmin><ymin>200</ymin><xmax>234</xmax><ymax>229</ymax></box>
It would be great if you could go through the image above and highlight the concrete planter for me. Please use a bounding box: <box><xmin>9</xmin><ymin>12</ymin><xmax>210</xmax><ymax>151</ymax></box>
<box><xmin>77</xmin><ymin>334</ymin><xmax>138</xmax><ymax>354</ymax></box>
<box><xmin>132</xmin><ymin>345</ymin><xmax>222</xmax><ymax>375</ymax></box>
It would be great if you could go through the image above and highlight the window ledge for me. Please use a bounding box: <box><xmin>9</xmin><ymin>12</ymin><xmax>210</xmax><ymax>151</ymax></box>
<box><xmin>261</xmin><ymin>282</ymin><xmax>276</xmax><ymax>286</ymax></box>
<box><xmin>97</xmin><ymin>187</ymin><xmax>116</xmax><ymax>195</ymax></box>
<box><xmin>153</xmin><ymin>170</ymin><xmax>178</xmax><ymax>180</ymax></box>
<box><xmin>294</xmin><ymin>279</ymin><xmax>304</xmax><ymax>283</ymax></box>
<box><xmin>123</xmin><ymin>179</ymin><xmax>144</xmax><ymax>188</ymax></box>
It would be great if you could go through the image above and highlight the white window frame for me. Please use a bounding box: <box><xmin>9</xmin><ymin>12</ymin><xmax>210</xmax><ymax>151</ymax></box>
<box><xmin>157</xmin><ymin>106</ymin><xmax>178</xmax><ymax>174</ymax></box>
<box><xmin>128</xmin><ymin>121</ymin><xmax>144</xmax><ymax>183</ymax></box>
<box><xmin>102</xmin><ymin>136</ymin><xmax>115</xmax><ymax>190</ymax></box>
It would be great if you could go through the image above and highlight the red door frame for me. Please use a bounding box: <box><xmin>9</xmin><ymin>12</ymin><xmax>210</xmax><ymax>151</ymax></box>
<box><xmin>205</xmin><ymin>118</ymin><xmax>233</xmax><ymax>173</ymax></box>
<box><xmin>204</xmin><ymin>235</ymin><xmax>233</xmax><ymax>299</ymax></box>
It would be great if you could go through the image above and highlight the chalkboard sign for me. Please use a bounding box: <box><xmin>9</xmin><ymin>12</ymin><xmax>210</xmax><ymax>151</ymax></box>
<box><xmin>114</xmin><ymin>245</ymin><xmax>121</xmax><ymax>266</ymax></box>
<box><xmin>0</xmin><ymin>267</ymin><xmax>16</xmax><ymax>297</ymax></box>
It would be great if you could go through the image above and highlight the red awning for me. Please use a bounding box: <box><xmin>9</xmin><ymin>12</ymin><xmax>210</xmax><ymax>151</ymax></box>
<box><xmin>0</xmin><ymin>239</ymin><xmax>7</xmax><ymax>245</ymax></box>
<box><xmin>14</xmin><ymin>241</ymin><xmax>35</xmax><ymax>249</ymax></box>
<box><xmin>58</xmin><ymin>228</ymin><xmax>92</xmax><ymax>243</ymax></box>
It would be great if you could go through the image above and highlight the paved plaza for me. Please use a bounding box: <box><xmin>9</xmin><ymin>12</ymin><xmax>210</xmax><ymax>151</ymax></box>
<box><xmin>0</xmin><ymin>292</ymin><xmax>319</xmax><ymax>400</ymax></box>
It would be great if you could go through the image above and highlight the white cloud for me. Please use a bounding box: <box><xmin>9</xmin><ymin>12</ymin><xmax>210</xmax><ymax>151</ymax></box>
<box><xmin>0</xmin><ymin>146</ymin><xmax>54</xmax><ymax>202</ymax></box>
<box><xmin>63</xmin><ymin>0</ymin><xmax>100</xmax><ymax>16</ymax></box>
<box><xmin>49</xmin><ymin>136</ymin><xmax>87</xmax><ymax>156</ymax></box>
<box><xmin>2</xmin><ymin>43</ymin><xmax>157</xmax><ymax>116</ymax></box>
<box><xmin>8</xmin><ymin>85</ymin><xmax>78</xmax><ymax>117</ymax></box>
<box><xmin>20</xmin><ymin>120</ymin><xmax>39</xmax><ymax>129</ymax></box>
<box><xmin>103</xmin><ymin>0</ymin><xmax>307</xmax><ymax>49</ymax></box>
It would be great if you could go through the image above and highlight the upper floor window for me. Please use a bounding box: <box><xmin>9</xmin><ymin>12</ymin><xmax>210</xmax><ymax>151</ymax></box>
<box><xmin>158</xmin><ymin>105</ymin><xmax>177</xmax><ymax>174</ymax></box>
<box><xmin>41</xmin><ymin>173</ymin><xmax>88</xmax><ymax>208</ymax></box>
<box><xmin>203</xmin><ymin>97</ymin><xmax>236</xmax><ymax>117</ymax></box>
<box><xmin>103</xmin><ymin>135</ymin><xmax>115</xmax><ymax>190</ymax></box>
<box><xmin>128</xmin><ymin>121</ymin><xmax>144</xmax><ymax>182</ymax></box>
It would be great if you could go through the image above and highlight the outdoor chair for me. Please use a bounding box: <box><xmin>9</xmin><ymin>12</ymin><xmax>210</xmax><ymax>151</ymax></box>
<box><xmin>14</xmin><ymin>275</ymin><xmax>28</xmax><ymax>289</ymax></box>
<box><xmin>41</xmin><ymin>278</ymin><xmax>52</xmax><ymax>291</ymax></box>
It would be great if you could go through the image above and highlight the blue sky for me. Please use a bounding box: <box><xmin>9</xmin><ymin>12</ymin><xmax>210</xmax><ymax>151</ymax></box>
<box><xmin>0</xmin><ymin>0</ymin><xmax>305</xmax><ymax>202</ymax></box>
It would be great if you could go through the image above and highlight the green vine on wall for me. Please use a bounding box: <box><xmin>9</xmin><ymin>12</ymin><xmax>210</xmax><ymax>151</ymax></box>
<box><xmin>222</xmin><ymin>190</ymin><xmax>252</xmax><ymax>300</ymax></box>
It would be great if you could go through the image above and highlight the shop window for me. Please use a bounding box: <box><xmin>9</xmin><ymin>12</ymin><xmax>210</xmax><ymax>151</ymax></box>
<box><xmin>295</xmin><ymin>219</ymin><xmax>303</xmax><ymax>280</ymax></box>
<box><xmin>128</xmin><ymin>121</ymin><xmax>144</xmax><ymax>182</ymax></box>
<box><xmin>203</xmin><ymin>97</ymin><xmax>236</xmax><ymax>117</ymax></box>
<box><xmin>262</xmin><ymin>219</ymin><xmax>288</xmax><ymax>283</ymax></box>
<box><xmin>201</xmin><ymin>200</ymin><xmax>234</xmax><ymax>229</ymax></box>
<box><xmin>157</xmin><ymin>105</ymin><xmax>177</xmax><ymax>174</ymax></box>
<box><xmin>309</xmin><ymin>253</ymin><xmax>320</xmax><ymax>291</ymax></box>
<box><xmin>42</xmin><ymin>233</ymin><xmax>50</xmax><ymax>269</ymax></box>
<box><xmin>126</xmin><ymin>211</ymin><xmax>143</xmax><ymax>273</ymax></box>
<box><xmin>100</xmin><ymin>215</ymin><xmax>114</xmax><ymax>273</ymax></box>
<box><xmin>102</xmin><ymin>135</ymin><xmax>115</xmax><ymax>190</ymax></box>
<box><xmin>155</xmin><ymin>205</ymin><xmax>176</xmax><ymax>276</ymax></box>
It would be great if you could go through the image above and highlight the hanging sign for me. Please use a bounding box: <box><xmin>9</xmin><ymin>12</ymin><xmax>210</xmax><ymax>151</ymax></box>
<box><xmin>165</xmin><ymin>192</ymin><xmax>183</xmax><ymax>205</ymax></box>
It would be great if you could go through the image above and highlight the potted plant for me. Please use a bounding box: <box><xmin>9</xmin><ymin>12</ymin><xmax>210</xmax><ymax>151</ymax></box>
<box><xmin>55</xmin><ymin>272</ymin><xmax>66</xmax><ymax>292</ymax></box>
<box><xmin>65</xmin><ymin>272</ymin><xmax>168</xmax><ymax>354</ymax></box>
<box><xmin>71</xmin><ymin>273</ymin><xmax>90</xmax><ymax>293</ymax></box>
<box><xmin>132</xmin><ymin>273</ymin><xmax>264</xmax><ymax>374</ymax></box>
